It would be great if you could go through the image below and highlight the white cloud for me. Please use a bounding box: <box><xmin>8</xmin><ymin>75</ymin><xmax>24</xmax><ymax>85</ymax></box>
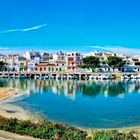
<box><xmin>0</xmin><ymin>46</ymin><xmax>24</xmax><ymax>55</ymax></box>
<box><xmin>88</xmin><ymin>45</ymin><xmax>140</xmax><ymax>56</ymax></box>
<box><xmin>0</xmin><ymin>24</ymin><xmax>47</xmax><ymax>33</ymax></box>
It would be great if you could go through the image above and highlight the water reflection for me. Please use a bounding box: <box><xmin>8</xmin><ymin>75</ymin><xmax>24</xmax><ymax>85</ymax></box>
<box><xmin>0</xmin><ymin>78</ymin><xmax>140</xmax><ymax>100</ymax></box>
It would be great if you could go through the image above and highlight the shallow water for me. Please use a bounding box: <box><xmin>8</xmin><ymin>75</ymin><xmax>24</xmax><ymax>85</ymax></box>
<box><xmin>1</xmin><ymin>78</ymin><xmax>140</xmax><ymax>129</ymax></box>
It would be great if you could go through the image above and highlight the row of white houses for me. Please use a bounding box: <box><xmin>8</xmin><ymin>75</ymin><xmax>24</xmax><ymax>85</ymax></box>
<box><xmin>0</xmin><ymin>50</ymin><xmax>140</xmax><ymax>73</ymax></box>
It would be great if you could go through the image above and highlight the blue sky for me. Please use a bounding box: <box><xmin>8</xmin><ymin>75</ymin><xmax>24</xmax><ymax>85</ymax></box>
<box><xmin>0</xmin><ymin>0</ymin><xmax>140</xmax><ymax>54</ymax></box>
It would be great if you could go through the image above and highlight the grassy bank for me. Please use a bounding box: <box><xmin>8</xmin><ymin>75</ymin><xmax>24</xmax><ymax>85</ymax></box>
<box><xmin>0</xmin><ymin>115</ymin><xmax>139</xmax><ymax>140</ymax></box>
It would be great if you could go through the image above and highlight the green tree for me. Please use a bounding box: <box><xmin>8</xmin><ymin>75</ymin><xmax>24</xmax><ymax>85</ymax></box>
<box><xmin>83</xmin><ymin>56</ymin><xmax>100</xmax><ymax>70</ymax></box>
<box><xmin>107</xmin><ymin>56</ymin><xmax>125</xmax><ymax>68</ymax></box>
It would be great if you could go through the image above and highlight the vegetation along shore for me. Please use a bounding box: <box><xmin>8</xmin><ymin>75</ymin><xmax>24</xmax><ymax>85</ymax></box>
<box><xmin>0</xmin><ymin>115</ymin><xmax>139</xmax><ymax>140</ymax></box>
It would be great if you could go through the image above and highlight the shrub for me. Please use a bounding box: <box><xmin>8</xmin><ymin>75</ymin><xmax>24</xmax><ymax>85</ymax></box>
<box><xmin>90</xmin><ymin>130</ymin><xmax>138</xmax><ymax>140</ymax></box>
<box><xmin>0</xmin><ymin>115</ymin><xmax>87</xmax><ymax>140</ymax></box>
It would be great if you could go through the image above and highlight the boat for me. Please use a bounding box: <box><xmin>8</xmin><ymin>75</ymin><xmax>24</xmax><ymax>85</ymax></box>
<box><xmin>62</xmin><ymin>75</ymin><xmax>67</xmax><ymax>80</ymax></box>
<box><xmin>3</xmin><ymin>75</ymin><xmax>8</xmax><ymax>78</ymax></box>
<box><xmin>10</xmin><ymin>75</ymin><xmax>15</xmax><ymax>78</ymax></box>
<box><xmin>121</xmin><ymin>73</ymin><xmax>130</xmax><ymax>80</ymax></box>
<box><xmin>88</xmin><ymin>75</ymin><xmax>94</xmax><ymax>80</ymax></box>
<box><xmin>34</xmin><ymin>75</ymin><xmax>40</xmax><ymax>79</ymax></box>
<box><xmin>56</xmin><ymin>74</ymin><xmax>62</xmax><ymax>80</ymax></box>
<box><xmin>19</xmin><ymin>74</ymin><xmax>27</xmax><ymax>79</ymax></box>
<box><xmin>131</xmin><ymin>74</ymin><xmax>140</xmax><ymax>79</ymax></box>
<box><xmin>68</xmin><ymin>75</ymin><xmax>73</xmax><ymax>80</ymax></box>
<box><xmin>94</xmin><ymin>74</ymin><xmax>102</xmax><ymax>80</ymax></box>
<box><xmin>101</xmin><ymin>73</ymin><xmax>114</xmax><ymax>80</ymax></box>
<box><xmin>44</xmin><ymin>75</ymin><xmax>49</xmax><ymax>79</ymax></box>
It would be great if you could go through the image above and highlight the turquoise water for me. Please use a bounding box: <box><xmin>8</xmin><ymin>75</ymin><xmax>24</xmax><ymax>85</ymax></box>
<box><xmin>1</xmin><ymin>78</ymin><xmax>140</xmax><ymax>129</ymax></box>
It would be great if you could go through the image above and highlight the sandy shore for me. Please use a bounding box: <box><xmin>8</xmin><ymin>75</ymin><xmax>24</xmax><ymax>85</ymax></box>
<box><xmin>0</xmin><ymin>87</ymin><xmax>38</xmax><ymax>121</ymax></box>
<box><xmin>0</xmin><ymin>87</ymin><xmax>35</xmax><ymax>120</ymax></box>
<box><xmin>0</xmin><ymin>130</ymin><xmax>43</xmax><ymax>140</ymax></box>
<box><xmin>0</xmin><ymin>103</ymin><xmax>37</xmax><ymax>121</ymax></box>
<box><xmin>0</xmin><ymin>88</ymin><xmax>15</xmax><ymax>101</ymax></box>
<box><xmin>0</xmin><ymin>88</ymin><xmax>42</xmax><ymax>140</ymax></box>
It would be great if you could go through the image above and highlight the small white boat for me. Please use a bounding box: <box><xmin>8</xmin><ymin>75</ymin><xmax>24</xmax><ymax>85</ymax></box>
<box><xmin>3</xmin><ymin>75</ymin><xmax>8</xmax><ymax>78</ymax></box>
<box><xmin>68</xmin><ymin>75</ymin><xmax>73</xmax><ymax>80</ymax></box>
<box><xmin>15</xmin><ymin>75</ymin><xmax>19</xmax><ymax>78</ymax></box>
<box><xmin>94</xmin><ymin>74</ymin><xmax>102</xmax><ymax>80</ymax></box>
<box><xmin>121</xmin><ymin>73</ymin><xmax>130</xmax><ymax>80</ymax></box>
<box><xmin>56</xmin><ymin>75</ymin><xmax>62</xmax><ymax>80</ymax></box>
<box><xmin>88</xmin><ymin>75</ymin><xmax>94</xmax><ymax>80</ymax></box>
<box><xmin>19</xmin><ymin>75</ymin><xmax>27</xmax><ymax>79</ymax></box>
<box><xmin>131</xmin><ymin>74</ymin><xmax>140</xmax><ymax>79</ymax></box>
<box><xmin>10</xmin><ymin>75</ymin><xmax>15</xmax><ymax>78</ymax></box>
<box><xmin>35</xmin><ymin>75</ymin><xmax>40</xmax><ymax>79</ymax></box>
<box><xmin>63</xmin><ymin>75</ymin><xmax>67</xmax><ymax>80</ymax></box>
<box><xmin>101</xmin><ymin>73</ymin><xmax>114</xmax><ymax>80</ymax></box>
<box><xmin>44</xmin><ymin>75</ymin><xmax>49</xmax><ymax>79</ymax></box>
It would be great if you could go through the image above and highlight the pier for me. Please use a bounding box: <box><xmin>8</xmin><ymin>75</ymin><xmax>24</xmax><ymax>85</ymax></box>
<box><xmin>0</xmin><ymin>71</ymin><xmax>140</xmax><ymax>80</ymax></box>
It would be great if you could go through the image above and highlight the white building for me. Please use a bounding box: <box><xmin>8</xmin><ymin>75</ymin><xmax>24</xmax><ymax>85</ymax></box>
<box><xmin>122</xmin><ymin>56</ymin><xmax>140</xmax><ymax>72</ymax></box>
<box><xmin>23</xmin><ymin>50</ymin><xmax>41</xmax><ymax>63</ymax></box>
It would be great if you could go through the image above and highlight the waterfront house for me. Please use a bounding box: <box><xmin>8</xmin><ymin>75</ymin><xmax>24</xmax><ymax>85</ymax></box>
<box><xmin>84</xmin><ymin>50</ymin><xmax>115</xmax><ymax>58</ymax></box>
<box><xmin>18</xmin><ymin>56</ymin><xmax>28</xmax><ymax>72</ymax></box>
<box><xmin>23</xmin><ymin>50</ymin><xmax>41</xmax><ymax>63</ymax></box>
<box><xmin>2</xmin><ymin>54</ymin><xmax>19</xmax><ymax>72</ymax></box>
<box><xmin>0</xmin><ymin>61</ymin><xmax>6</xmax><ymax>71</ymax></box>
<box><xmin>53</xmin><ymin>51</ymin><xmax>66</xmax><ymax>72</ymax></box>
<box><xmin>122</xmin><ymin>56</ymin><xmax>140</xmax><ymax>72</ymax></box>
<box><xmin>55</xmin><ymin>60</ymin><xmax>66</xmax><ymax>72</ymax></box>
<box><xmin>84</xmin><ymin>51</ymin><xmax>117</xmax><ymax>72</ymax></box>
<box><xmin>66</xmin><ymin>52</ymin><xmax>83</xmax><ymax>72</ymax></box>
<box><xmin>53</xmin><ymin>51</ymin><xmax>65</xmax><ymax>61</ymax></box>
<box><xmin>2</xmin><ymin>56</ymin><xmax>12</xmax><ymax>71</ymax></box>
<box><xmin>27</xmin><ymin>60</ymin><xmax>36</xmax><ymax>72</ymax></box>
<box><xmin>35</xmin><ymin>62</ymin><xmax>48</xmax><ymax>72</ymax></box>
<box><xmin>35</xmin><ymin>62</ymin><xmax>56</xmax><ymax>72</ymax></box>
<box><xmin>9</xmin><ymin>54</ymin><xmax>19</xmax><ymax>72</ymax></box>
<box><xmin>41</xmin><ymin>52</ymin><xmax>53</xmax><ymax>62</ymax></box>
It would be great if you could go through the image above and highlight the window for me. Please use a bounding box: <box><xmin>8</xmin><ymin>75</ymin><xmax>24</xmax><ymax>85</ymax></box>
<box><xmin>59</xmin><ymin>68</ymin><xmax>62</xmax><ymax>71</ymax></box>
<box><xmin>62</xmin><ymin>63</ymin><xmax>64</xmax><ymax>66</ymax></box>
<box><xmin>20</xmin><ymin>68</ymin><xmax>24</xmax><ymax>71</ymax></box>
<box><xmin>40</xmin><ymin>67</ymin><xmax>42</xmax><ymax>71</ymax></box>
<box><xmin>48</xmin><ymin>67</ymin><xmax>50</xmax><ymax>71</ymax></box>
<box><xmin>52</xmin><ymin>67</ymin><xmax>54</xmax><ymax>71</ymax></box>
<box><xmin>35</xmin><ymin>67</ymin><xmax>38</xmax><ymax>71</ymax></box>
<box><xmin>20</xmin><ymin>63</ymin><xmax>24</xmax><ymax>67</ymax></box>
<box><xmin>44</xmin><ymin>67</ymin><xmax>46</xmax><ymax>71</ymax></box>
<box><xmin>68</xmin><ymin>57</ymin><xmax>74</xmax><ymax>61</ymax></box>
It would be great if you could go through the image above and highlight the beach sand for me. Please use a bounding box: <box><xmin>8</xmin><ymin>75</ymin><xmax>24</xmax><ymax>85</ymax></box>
<box><xmin>0</xmin><ymin>88</ymin><xmax>14</xmax><ymax>101</ymax></box>
<box><xmin>0</xmin><ymin>103</ymin><xmax>37</xmax><ymax>121</ymax></box>
<box><xmin>0</xmin><ymin>88</ymin><xmax>42</xmax><ymax>140</ymax></box>
<box><xmin>0</xmin><ymin>87</ymin><xmax>36</xmax><ymax>121</ymax></box>
<box><xmin>0</xmin><ymin>130</ymin><xmax>43</xmax><ymax>140</ymax></box>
